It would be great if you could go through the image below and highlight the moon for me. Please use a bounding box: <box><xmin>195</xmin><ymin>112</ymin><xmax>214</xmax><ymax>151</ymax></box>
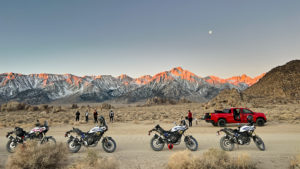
<box><xmin>208</xmin><ymin>30</ymin><xmax>213</xmax><ymax>35</ymax></box>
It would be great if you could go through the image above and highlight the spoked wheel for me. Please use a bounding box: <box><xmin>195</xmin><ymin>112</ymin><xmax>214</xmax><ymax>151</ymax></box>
<box><xmin>185</xmin><ymin>136</ymin><xmax>198</xmax><ymax>151</ymax></box>
<box><xmin>220</xmin><ymin>136</ymin><xmax>234</xmax><ymax>151</ymax></box>
<box><xmin>102</xmin><ymin>138</ymin><xmax>117</xmax><ymax>153</ymax></box>
<box><xmin>6</xmin><ymin>140</ymin><xmax>18</xmax><ymax>153</ymax></box>
<box><xmin>253</xmin><ymin>136</ymin><xmax>265</xmax><ymax>151</ymax></box>
<box><xmin>150</xmin><ymin>136</ymin><xmax>165</xmax><ymax>151</ymax></box>
<box><xmin>41</xmin><ymin>137</ymin><xmax>56</xmax><ymax>146</ymax></box>
<box><xmin>68</xmin><ymin>140</ymin><xmax>81</xmax><ymax>153</ymax></box>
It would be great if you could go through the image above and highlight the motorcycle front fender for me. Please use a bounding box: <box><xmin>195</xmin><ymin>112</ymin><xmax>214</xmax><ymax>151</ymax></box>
<box><xmin>102</xmin><ymin>136</ymin><xmax>112</xmax><ymax>143</ymax></box>
<box><xmin>153</xmin><ymin>134</ymin><xmax>159</xmax><ymax>139</ymax></box>
<box><xmin>8</xmin><ymin>135</ymin><xmax>16</xmax><ymax>142</ymax></box>
<box><xmin>184</xmin><ymin>135</ymin><xmax>193</xmax><ymax>142</ymax></box>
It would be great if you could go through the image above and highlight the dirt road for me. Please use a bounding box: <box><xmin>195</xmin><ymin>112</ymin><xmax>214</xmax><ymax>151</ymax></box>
<box><xmin>0</xmin><ymin>122</ymin><xmax>300</xmax><ymax>169</ymax></box>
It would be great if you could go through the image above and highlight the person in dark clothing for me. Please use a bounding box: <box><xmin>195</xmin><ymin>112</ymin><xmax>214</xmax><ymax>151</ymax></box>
<box><xmin>75</xmin><ymin>110</ymin><xmax>80</xmax><ymax>121</ymax></box>
<box><xmin>109</xmin><ymin>110</ymin><xmax>114</xmax><ymax>123</ymax></box>
<box><xmin>85</xmin><ymin>110</ymin><xmax>89</xmax><ymax>123</ymax></box>
<box><xmin>188</xmin><ymin>110</ymin><xmax>193</xmax><ymax>127</ymax></box>
<box><xmin>234</xmin><ymin>109</ymin><xmax>241</xmax><ymax>121</ymax></box>
<box><xmin>93</xmin><ymin>110</ymin><xmax>98</xmax><ymax>123</ymax></box>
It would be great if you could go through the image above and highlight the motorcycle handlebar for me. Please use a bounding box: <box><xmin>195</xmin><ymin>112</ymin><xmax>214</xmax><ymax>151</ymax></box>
<box><xmin>148</xmin><ymin>129</ymin><xmax>155</xmax><ymax>136</ymax></box>
<box><xmin>6</xmin><ymin>131</ymin><xmax>13</xmax><ymax>138</ymax></box>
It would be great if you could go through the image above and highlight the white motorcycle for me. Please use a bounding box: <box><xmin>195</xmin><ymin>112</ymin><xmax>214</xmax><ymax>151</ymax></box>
<box><xmin>148</xmin><ymin>120</ymin><xmax>198</xmax><ymax>151</ymax></box>
<box><xmin>65</xmin><ymin>116</ymin><xmax>116</xmax><ymax>153</ymax></box>
<box><xmin>217</xmin><ymin>119</ymin><xmax>265</xmax><ymax>151</ymax></box>
<box><xmin>6</xmin><ymin>122</ymin><xmax>56</xmax><ymax>153</ymax></box>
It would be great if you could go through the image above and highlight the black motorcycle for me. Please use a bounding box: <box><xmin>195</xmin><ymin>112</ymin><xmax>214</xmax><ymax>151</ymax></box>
<box><xmin>6</xmin><ymin>125</ymin><xmax>56</xmax><ymax>153</ymax></box>
<box><xmin>217</xmin><ymin>123</ymin><xmax>265</xmax><ymax>151</ymax></box>
<box><xmin>65</xmin><ymin>117</ymin><xmax>116</xmax><ymax>153</ymax></box>
<box><xmin>148</xmin><ymin>120</ymin><xmax>198</xmax><ymax>151</ymax></box>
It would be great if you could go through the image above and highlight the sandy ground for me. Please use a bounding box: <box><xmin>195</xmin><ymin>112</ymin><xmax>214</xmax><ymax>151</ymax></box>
<box><xmin>0</xmin><ymin>122</ymin><xmax>300</xmax><ymax>169</ymax></box>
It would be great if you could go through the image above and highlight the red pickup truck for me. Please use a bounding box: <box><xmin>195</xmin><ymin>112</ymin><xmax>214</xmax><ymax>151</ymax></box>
<box><xmin>203</xmin><ymin>108</ymin><xmax>267</xmax><ymax>127</ymax></box>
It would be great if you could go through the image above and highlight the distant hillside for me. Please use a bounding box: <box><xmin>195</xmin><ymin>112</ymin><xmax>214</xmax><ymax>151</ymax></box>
<box><xmin>244</xmin><ymin>60</ymin><xmax>300</xmax><ymax>100</ymax></box>
<box><xmin>205</xmin><ymin>60</ymin><xmax>300</xmax><ymax>108</ymax></box>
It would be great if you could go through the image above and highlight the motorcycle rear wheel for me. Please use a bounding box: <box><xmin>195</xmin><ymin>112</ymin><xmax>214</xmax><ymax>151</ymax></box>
<box><xmin>150</xmin><ymin>136</ymin><xmax>165</xmax><ymax>151</ymax></box>
<box><xmin>220</xmin><ymin>136</ymin><xmax>234</xmax><ymax>151</ymax></box>
<box><xmin>68</xmin><ymin>140</ymin><xmax>81</xmax><ymax>153</ymax></box>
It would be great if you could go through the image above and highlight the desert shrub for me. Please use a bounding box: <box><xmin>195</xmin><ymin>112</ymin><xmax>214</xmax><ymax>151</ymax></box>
<box><xmin>69</xmin><ymin>149</ymin><xmax>118</xmax><ymax>169</ymax></box>
<box><xmin>6</xmin><ymin>141</ymin><xmax>68</xmax><ymax>169</ymax></box>
<box><xmin>101</xmin><ymin>103</ymin><xmax>113</xmax><ymax>109</ymax></box>
<box><xmin>166</xmin><ymin>148</ymin><xmax>257</xmax><ymax>169</ymax></box>
<box><xmin>290</xmin><ymin>154</ymin><xmax>300</xmax><ymax>169</ymax></box>
<box><xmin>1</xmin><ymin>102</ymin><xmax>26</xmax><ymax>111</ymax></box>
<box><xmin>39</xmin><ymin>104</ymin><xmax>49</xmax><ymax>110</ymax></box>
<box><xmin>71</xmin><ymin>104</ymin><xmax>78</xmax><ymax>109</ymax></box>
<box><xmin>28</xmin><ymin>106</ymin><xmax>39</xmax><ymax>111</ymax></box>
<box><xmin>52</xmin><ymin>106</ymin><xmax>62</xmax><ymax>113</ymax></box>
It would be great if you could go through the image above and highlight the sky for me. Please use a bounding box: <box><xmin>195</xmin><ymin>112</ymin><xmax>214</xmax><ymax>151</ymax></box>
<box><xmin>0</xmin><ymin>0</ymin><xmax>299</xmax><ymax>78</ymax></box>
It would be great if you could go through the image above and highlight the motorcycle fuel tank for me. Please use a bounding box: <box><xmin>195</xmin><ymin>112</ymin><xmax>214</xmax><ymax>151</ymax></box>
<box><xmin>171</xmin><ymin>126</ymin><xmax>186</xmax><ymax>132</ymax></box>
<box><xmin>239</xmin><ymin>125</ymin><xmax>255</xmax><ymax>132</ymax></box>
<box><xmin>88</xmin><ymin>126</ymin><xmax>106</xmax><ymax>133</ymax></box>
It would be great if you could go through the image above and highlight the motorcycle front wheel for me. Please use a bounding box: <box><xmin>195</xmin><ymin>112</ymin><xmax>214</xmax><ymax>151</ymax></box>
<box><xmin>150</xmin><ymin>136</ymin><xmax>165</xmax><ymax>151</ymax></box>
<box><xmin>185</xmin><ymin>136</ymin><xmax>198</xmax><ymax>151</ymax></box>
<box><xmin>68</xmin><ymin>140</ymin><xmax>81</xmax><ymax>153</ymax></box>
<box><xmin>6</xmin><ymin>140</ymin><xmax>18</xmax><ymax>153</ymax></box>
<box><xmin>253</xmin><ymin>136</ymin><xmax>265</xmax><ymax>151</ymax></box>
<box><xmin>220</xmin><ymin>136</ymin><xmax>234</xmax><ymax>151</ymax></box>
<box><xmin>41</xmin><ymin>137</ymin><xmax>56</xmax><ymax>145</ymax></box>
<box><xmin>102</xmin><ymin>137</ymin><xmax>116</xmax><ymax>153</ymax></box>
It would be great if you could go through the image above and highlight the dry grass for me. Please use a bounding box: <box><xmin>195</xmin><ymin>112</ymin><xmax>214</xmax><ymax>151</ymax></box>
<box><xmin>290</xmin><ymin>154</ymin><xmax>300</xmax><ymax>169</ymax></box>
<box><xmin>69</xmin><ymin>149</ymin><xmax>118</xmax><ymax>169</ymax></box>
<box><xmin>167</xmin><ymin>148</ymin><xmax>257</xmax><ymax>169</ymax></box>
<box><xmin>6</xmin><ymin>141</ymin><xmax>68</xmax><ymax>169</ymax></box>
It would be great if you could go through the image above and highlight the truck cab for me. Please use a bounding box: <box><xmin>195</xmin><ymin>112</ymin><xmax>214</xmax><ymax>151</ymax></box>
<box><xmin>204</xmin><ymin>108</ymin><xmax>267</xmax><ymax>127</ymax></box>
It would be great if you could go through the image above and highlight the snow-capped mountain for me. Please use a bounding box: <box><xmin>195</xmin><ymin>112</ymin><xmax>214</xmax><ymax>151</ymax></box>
<box><xmin>0</xmin><ymin>67</ymin><xmax>264</xmax><ymax>104</ymax></box>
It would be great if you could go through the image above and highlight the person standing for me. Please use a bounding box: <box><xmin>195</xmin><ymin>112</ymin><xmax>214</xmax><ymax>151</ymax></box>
<box><xmin>85</xmin><ymin>110</ymin><xmax>89</xmax><ymax>123</ymax></box>
<box><xmin>188</xmin><ymin>110</ymin><xmax>193</xmax><ymax>127</ymax></box>
<box><xmin>109</xmin><ymin>110</ymin><xmax>114</xmax><ymax>123</ymax></box>
<box><xmin>93</xmin><ymin>110</ymin><xmax>98</xmax><ymax>123</ymax></box>
<box><xmin>75</xmin><ymin>110</ymin><xmax>80</xmax><ymax>121</ymax></box>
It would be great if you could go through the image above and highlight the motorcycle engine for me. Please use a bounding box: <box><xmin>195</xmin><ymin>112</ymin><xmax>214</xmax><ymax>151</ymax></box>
<box><xmin>83</xmin><ymin>136</ymin><xmax>95</xmax><ymax>145</ymax></box>
<box><xmin>237</xmin><ymin>133</ymin><xmax>250</xmax><ymax>145</ymax></box>
<box><xmin>167</xmin><ymin>132</ymin><xmax>182</xmax><ymax>143</ymax></box>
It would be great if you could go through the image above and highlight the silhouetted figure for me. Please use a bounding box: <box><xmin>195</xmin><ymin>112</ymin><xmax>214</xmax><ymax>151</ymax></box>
<box><xmin>85</xmin><ymin>110</ymin><xmax>89</xmax><ymax>123</ymax></box>
<box><xmin>75</xmin><ymin>110</ymin><xmax>80</xmax><ymax>121</ymax></box>
<box><xmin>109</xmin><ymin>110</ymin><xmax>114</xmax><ymax>123</ymax></box>
<box><xmin>93</xmin><ymin>110</ymin><xmax>98</xmax><ymax>123</ymax></box>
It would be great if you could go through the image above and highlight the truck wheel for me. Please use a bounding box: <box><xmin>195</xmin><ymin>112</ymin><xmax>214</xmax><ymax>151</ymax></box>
<box><xmin>218</xmin><ymin>119</ymin><xmax>226</xmax><ymax>127</ymax></box>
<box><xmin>256</xmin><ymin>118</ymin><xmax>265</xmax><ymax>126</ymax></box>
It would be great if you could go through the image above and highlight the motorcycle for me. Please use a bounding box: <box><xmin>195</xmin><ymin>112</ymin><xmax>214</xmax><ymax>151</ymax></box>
<box><xmin>6</xmin><ymin>123</ymin><xmax>56</xmax><ymax>153</ymax></box>
<box><xmin>148</xmin><ymin>120</ymin><xmax>198</xmax><ymax>151</ymax></box>
<box><xmin>65</xmin><ymin>117</ymin><xmax>116</xmax><ymax>153</ymax></box>
<box><xmin>217</xmin><ymin>123</ymin><xmax>265</xmax><ymax>151</ymax></box>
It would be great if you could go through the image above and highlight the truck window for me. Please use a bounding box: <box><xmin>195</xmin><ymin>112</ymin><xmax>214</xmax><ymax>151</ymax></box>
<box><xmin>223</xmin><ymin>109</ymin><xmax>230</xmax><ymax>113</ymax></box>
<box><xmin>243</xmin><ymin>109</ymin><xmax>253</xmax><ymax>114</ymax></box>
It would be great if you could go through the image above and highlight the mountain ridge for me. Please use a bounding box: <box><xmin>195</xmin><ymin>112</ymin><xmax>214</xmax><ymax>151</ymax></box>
<box><xmin>0</xmin><ymin>67</ymin><xmax>265</xmax><ymax>104</ymax></box>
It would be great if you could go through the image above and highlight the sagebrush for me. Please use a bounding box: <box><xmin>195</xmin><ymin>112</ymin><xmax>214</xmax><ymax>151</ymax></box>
<box><xmin>69</xmin><ymin>149</ymin><xmax>118</xmax><ymax>169</ymax></box>
<box><xmin>167</xmin><ymin>148</ymin><xmax>257</xmax><ymax>169</ymax></box>
<box><xmin>6</xmin><ymin>141</ymin><xmax>68</xmax><ymax>169</ymax></box>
